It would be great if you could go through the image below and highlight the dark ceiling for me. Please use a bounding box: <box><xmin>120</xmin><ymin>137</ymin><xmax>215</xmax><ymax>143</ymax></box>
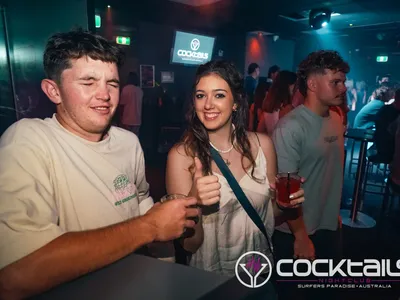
<box><xmin>95</xmin><ymin>0</ymin><xmax>400</xmax><ymax>52</ymax></box>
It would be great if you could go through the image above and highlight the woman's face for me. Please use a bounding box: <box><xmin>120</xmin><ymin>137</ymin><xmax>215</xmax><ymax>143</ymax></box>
<box><xmin>194</xmin><ymin>73</ymin><xmax>236</xmax><ymax>131</ymax></box>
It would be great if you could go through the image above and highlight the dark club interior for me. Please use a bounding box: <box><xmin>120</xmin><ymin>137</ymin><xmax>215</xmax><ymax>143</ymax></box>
<box><xmin>1</xmin><ymin>0</ymin><xmax>400</xmax><ymax>299</ymax></box>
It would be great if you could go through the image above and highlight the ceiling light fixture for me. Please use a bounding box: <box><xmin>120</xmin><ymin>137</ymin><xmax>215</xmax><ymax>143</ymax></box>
<box><xmin>309</xmin><ymin>8</ymin><xmax>332</xmax><ymax>30</ymax></box>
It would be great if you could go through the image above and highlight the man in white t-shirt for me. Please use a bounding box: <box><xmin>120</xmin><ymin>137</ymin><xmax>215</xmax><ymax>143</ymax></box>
<box><xmin>0</xmin><ymin>29</ymin><xmax>199</xmax><ymax>299</ymax></box>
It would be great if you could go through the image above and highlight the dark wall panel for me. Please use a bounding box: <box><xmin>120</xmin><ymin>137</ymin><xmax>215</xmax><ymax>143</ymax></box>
<box><xmin>1</xmin><ymin>0</ymin><xmax>89</xmax><ymax>125</ymax></box>
<box><xmin>0</xmin><ymin>6</ymin><xmax>14</xmax><ymax>134</ymax></box>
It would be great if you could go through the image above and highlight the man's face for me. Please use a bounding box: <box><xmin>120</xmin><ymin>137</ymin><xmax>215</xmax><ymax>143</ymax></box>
<box><xmin>312</xmin><ymin>69</ymin><xmax>347</xmax><ymax>106</ymax></box>
<box><xmin>255</xmin><ymin>67</ymin><xmax>260</xmax><ymax>78</ymax></box>
<box><xmin>381</xmin><ymin>77</ymin><xmax>389</xmax><ymax>83</ymax></box>
<box><xmin>271</xmin><ymin>70</ymin><xmax>279</xmax><ymax>81</ymax></box>
<box><xmin>54</xmin><ymin>57</ymin><xmax>120</xmax><ymax>140</ymax></box>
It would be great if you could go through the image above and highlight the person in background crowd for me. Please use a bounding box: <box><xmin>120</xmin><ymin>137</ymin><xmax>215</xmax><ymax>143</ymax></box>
<box><xmin>291</xmin><ymin>88</ymin><xmax>305</xmax><ymax>108</ymax></box>
<box><xmin>378</xmin><ymin>74</ymin><xmax>390</xmax><ymax>87</ymax></box>
<box><xmin>373</xmin><ymin>88</ymin><xmax>400</xmax><ymax>162</ymax></box>
<box><xmin>356</xmin><ymin>80</ymin><xmax>367</xmax><ymax>105</ymax></box>
<box><xmin>165</xmin><ymin>60</ymin><xmax>305</xmax><ymax>277</ymax></box>
<box><xmin>346</xmin><ymin>79</ymin><xmax>357</xmax><ymax>111</ymax></box>
<box><xmin>266</xmin><ymin>65</ymin><xmax>280</xmax><ymax>89</ymax></box>
<box><xmin>248</xmin><ymin>81</ymin><xmax>269</xmax><ymax>131</ymax></box>
<box><xmin>272</xmin><ymin>50</ymin><xmax>348</xmax><ymax>300</ymax></box>
<box><xmin>0</xmin><ymin>29</ymin><xmax>199</xmax><ymax>299</ymax></box>
<box><xmin>119</xmin><ymin>72</ymin><xmax>143</xmax><ymax>136</ymax></box>
<box><xmin>257</xmin><ymin>71</ymin><xmax>297</xmax><ymax>136</ymax></box>
<box><xmin>353</xmin><ymin>85</ymin><xmax>395</xmax><ymax>129</ymax></box>
<box><xmin>345</xmin><ymin>78</ymin><xmax>357</xmax><ymax>127</ymax></box>
<box><xmin>244</xmin><ymin>62</ymin><xmax>260</xmax><ymax>106</ymax></box>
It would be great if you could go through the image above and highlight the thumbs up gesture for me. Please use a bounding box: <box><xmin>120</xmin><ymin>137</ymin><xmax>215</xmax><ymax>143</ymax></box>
<box><xmin>190</xmin><ymin>157</ymin><xmax>221</xmax><ymax>206</ymax></box>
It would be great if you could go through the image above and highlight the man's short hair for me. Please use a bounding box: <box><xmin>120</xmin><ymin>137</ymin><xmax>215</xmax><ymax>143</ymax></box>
<box><xmin>44</xmin><ymin>28</ymin><xmax>124</xmax><ymax>83</ymax></box>
<box><xmin>297</xmin><ymin>50</ymin><xmax>350</xmax><ymax>96</ymax></box>
<box><xmin>247</xmin><ymin>63</ymin><xmax>259</xmax><ymax>75</ymax></box>
<box><xmin>374</xmin><ymin>86</ymin><xmax>394</xmax><ymax>102</ymax></box>
<box><xmin>267</xmin><ymin>65</ymin><xmax>280</xmax><ymax>78</ymax></box>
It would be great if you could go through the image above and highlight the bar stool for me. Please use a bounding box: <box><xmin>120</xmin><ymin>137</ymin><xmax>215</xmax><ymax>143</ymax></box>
<box><xmin>361</xmin><ymin>155</ymin><xmax>390</xmax><ymax>201</ymax></box>
<box><xmin>347</xmin><ymin>139</ymin><xmax>359</xmax><ymax>178</ymax></box>
<box><xmin>347</xmin><ymin>128</ymin><xmax>376</xmax><ymax>178</ymax></box>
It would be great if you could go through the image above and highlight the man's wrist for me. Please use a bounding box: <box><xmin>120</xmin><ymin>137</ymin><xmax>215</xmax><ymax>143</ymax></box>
<box><xmin>133</xmin><ymin>215</ymin><xmax>157</xmax><ymax>244</ymax></box>
<box><xmin>293</xmin><ymin>231</ymin><xmax>309</xmax><ymax>241</ymax></box>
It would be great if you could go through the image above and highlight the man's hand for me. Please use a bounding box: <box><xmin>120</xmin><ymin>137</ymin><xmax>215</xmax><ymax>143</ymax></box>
<box><xmin>143</xmin><ymin>197</ymin><xmax>199</xmax><ymax>241</ymax></box>
<box><xmin>294</xmin><ymin>235</ymin><xmax>315</xmax><ymax>260</ymax></box>
<box><xmin>189</xmin><ymin>157</ymin><xmax>221</xmax><ymax>206</ymax></box>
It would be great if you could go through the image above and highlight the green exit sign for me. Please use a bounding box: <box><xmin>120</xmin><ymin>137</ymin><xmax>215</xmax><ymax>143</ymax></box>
<box><xmin>95</xmin><ymin>15</ymin><xmax>101</xmax><ymax>28</ymax></box>
<box><xmin>376</xmin><ymin>56</ymin><xmax>388</xmax><ymax>62</ymax></box>
<box><xmin>116</xmin><ymin>36</ymin><xmax>130</xmax><ymax>45</ymax></box>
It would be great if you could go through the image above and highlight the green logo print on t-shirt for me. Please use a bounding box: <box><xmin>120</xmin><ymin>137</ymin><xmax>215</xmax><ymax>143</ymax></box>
<box><xmin>113</xmin><ymin>174</ymin><xmax>137</xmax><ymax>206</ymax></box>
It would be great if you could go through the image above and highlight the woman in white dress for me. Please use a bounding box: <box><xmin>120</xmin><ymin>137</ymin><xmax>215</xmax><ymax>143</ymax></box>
<box><xmin>166</xmin><ymin>61</ymin><xmax>305</xmax><ymax>277</ymax></box>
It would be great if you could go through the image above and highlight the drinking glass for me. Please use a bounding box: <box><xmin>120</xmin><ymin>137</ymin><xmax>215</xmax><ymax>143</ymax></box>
<box><xmin>275</xmin><ymin>172</ymin><xmax>301</xmax><ymax>209</ymax></box>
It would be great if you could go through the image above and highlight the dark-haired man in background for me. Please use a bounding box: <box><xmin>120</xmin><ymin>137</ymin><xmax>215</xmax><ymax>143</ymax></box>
<box><xmin>273</xmin><ymin>51</ymin><xmax>348</xmax><ymax>282</ymax></box>
<box><xmin>244</xmin><ymin>62</ymin><xmax>260</xmax><ymax>106</ymax></box>
<box><xmin>378</xmin><ymin>74</ymin><xmax>390</xmax><ymax>87</ymax></box>
<box><xmin>354</xmin><ymin>85</ymin><xmax>395</xmax><ymax>130</ymax></box>
<box><xmin>0</xmin><ymin>30</ymin><xmax>199</xmax><ymax>299</ymax></box>
<box><xmin>266</xmin><ymin>64</ymin><xmax>280</xmax><ymax>88</ymax></box>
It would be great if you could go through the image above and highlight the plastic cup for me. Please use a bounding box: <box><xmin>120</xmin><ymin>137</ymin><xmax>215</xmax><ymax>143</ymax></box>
<box><xmin>275</xmin><ymin>172</ymin><xmax>301</xmax><ymax>209</ymax></box>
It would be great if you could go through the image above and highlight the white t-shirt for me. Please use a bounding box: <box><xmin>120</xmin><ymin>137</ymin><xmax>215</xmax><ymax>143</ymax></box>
<box><xmin>120</xmin><ymin>84</ymin><xmax>143</xmax><ymax>126</ymax></box>
<box><xmin>0</xmin><ymin>115</ymin><xmax>153</xmax><ymax>269</ymax></box>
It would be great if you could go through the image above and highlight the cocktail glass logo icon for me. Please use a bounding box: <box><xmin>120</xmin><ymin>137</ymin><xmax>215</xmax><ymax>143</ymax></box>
<box><xmin>235</xmin><ymin>251</ymin><xmax>272</xmax><ymax>288</ymax></box>
<box><xmin>190</xmin><ymin>38</ymin><xmax>200</xmax><ymax>51</ymax></box>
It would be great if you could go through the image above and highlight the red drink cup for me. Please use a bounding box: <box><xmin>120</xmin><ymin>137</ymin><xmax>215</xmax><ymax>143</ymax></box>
<box><xmin>275</xmin><ymin>172</ymin><xmax>301</xmax><ymax>209</ymax></box>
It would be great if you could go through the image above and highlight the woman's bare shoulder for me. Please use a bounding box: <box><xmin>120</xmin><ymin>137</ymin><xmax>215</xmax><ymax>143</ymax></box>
<box><xmin>167</xmin><ymin>143</ymin><xmax>194</xmax><ymax>168</ymax></box>
<box><xmin>247</xmin><ymin>131</ymin><xmax>273</xmax><ymax>149</ymax></box>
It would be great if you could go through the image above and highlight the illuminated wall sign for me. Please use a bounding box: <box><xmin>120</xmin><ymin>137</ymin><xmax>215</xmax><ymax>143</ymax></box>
<box><xmin>95</xmin><ymin>15</ymin><xmax>101</xmax><ymax>28</ymax></box>
<box><xmin>171</xmin><ymin>31</ymin><xmax>215</xmax><ymax>65</ymax></box>
<box><xmin>376</xmin><ymin>56</ymin><xmax>388</xmax><ymax>63</ymax></box>
<box><xmin>116</xmin><ymin>36</ymin><xmax>131</xmax><ymax>45</ymax></box>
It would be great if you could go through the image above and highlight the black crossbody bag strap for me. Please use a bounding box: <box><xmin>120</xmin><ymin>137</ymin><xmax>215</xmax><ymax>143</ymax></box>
<box><xmin>210</xmin><ymin>147</ymin><xmax>274</xmax><ymax>256</ymax></box>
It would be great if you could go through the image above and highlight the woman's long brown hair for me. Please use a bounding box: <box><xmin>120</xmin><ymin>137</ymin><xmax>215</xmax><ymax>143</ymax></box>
<box><xmin>179</xmin><ymin>60</ymin><xmax>259</xmax><ymax>181</ymax></box>
<box><xmin>262</xmin><ymin>70</ymin><xmax>297</xmax><ymax>113</ymax></box>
